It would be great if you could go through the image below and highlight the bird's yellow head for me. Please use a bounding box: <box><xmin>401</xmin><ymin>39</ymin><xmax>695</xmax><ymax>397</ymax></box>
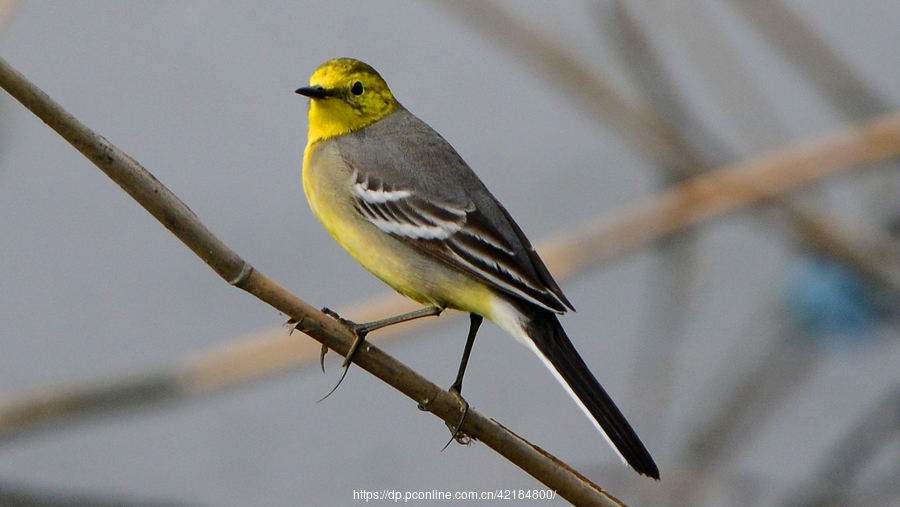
<box><xmin>296</xmin><ymin>58</ymin><xmax>400</xmax><ymax>142</ymax></box>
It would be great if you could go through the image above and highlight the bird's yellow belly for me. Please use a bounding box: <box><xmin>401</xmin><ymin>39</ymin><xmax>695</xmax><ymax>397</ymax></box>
<box><xmin>303</xmin><ymin>140</ymin><xmax>496</xmax><ymax>315</ymax></box>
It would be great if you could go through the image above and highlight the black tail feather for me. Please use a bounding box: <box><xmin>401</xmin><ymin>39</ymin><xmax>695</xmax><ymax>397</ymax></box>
<box><xmin>522</xmin><ymin>307</ymin><xmax>659</xmax><ymax>479</ymax></box>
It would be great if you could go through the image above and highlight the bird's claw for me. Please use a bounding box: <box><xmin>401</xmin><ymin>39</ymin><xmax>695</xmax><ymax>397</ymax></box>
<box><xmin>441</xmin><ymin>388</ymin><xmax>472</xmax><ymax>450</ymax></box>
<box><xmin>318</xmin><ymin>307</ymin><xmax>368</xmax><ymax>401</ymax></box>
<box><xmin>284</xmin><ymin>317</ymin><xmax>302</xmax><ymax>334</ymax></box>
<box><xmin>319</xmin><ymin>344</ymin><xmax>329</xmax><ymax>373</ymax></box>
<box><xmin>318</xmin><ymin>360</ymin><xmax>352</xmax><ymax>403</ymax></box>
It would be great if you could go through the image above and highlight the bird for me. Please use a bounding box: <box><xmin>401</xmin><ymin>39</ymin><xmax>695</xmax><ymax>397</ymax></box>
<box><xmin>295</xmin><ymin>57</ymin><xmax>658</xmax><ymax>479</ymax></box>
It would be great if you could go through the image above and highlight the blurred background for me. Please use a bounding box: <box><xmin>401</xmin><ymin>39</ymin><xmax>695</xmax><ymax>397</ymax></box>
<box><xmin>1</xmin><ymin>1</ymin><xmax>899</xmax><ymax>505</ymax></box>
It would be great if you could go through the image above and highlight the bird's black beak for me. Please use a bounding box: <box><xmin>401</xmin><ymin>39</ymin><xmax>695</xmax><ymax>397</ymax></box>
<box><xmin>295</xmin><ymin>85</ymin><xmax>331</xmax><ymax>99</ymax></box>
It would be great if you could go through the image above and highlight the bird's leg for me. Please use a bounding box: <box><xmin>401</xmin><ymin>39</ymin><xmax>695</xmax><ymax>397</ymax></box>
<box><xmin>326</xmin><ymin>305</ymin><xmax>444</xmax><ymax>340</ymax></box>
<box><xmin>450</xmin><ymin>313</ymin><xmax>482</xmax><ymax>394</ymax></box>
<box><xmin>318</xmin><ymin>305</ymin><xmax>443</xmax><ymax>401</ymax></box>
<box><xmin>442</xmin><ymin>313</ymin><xmax>482</xmax><ymax>449</ymax></box>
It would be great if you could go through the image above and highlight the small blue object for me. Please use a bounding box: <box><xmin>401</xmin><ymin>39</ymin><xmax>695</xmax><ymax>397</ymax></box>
<box><xmin>785</xmin><ymin>257</ymin><xmax>879</xmax><ymax>343</ymax></box>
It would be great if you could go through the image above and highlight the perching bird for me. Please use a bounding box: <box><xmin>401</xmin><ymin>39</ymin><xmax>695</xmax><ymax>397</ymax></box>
<box><xmin>296</xmin><ymin>58</ymin><xmax>658</xmax><ymax>479</ymax></box>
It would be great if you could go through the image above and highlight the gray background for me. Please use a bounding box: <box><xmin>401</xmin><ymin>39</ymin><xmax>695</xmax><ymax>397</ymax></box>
<box><xmin>1</xmin><ymin>1</ymin><xmax>899</xmax><ymax>505</ymax></box>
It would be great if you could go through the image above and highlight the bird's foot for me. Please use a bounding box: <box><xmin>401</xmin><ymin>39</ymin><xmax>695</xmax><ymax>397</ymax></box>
<box><xmin>318</xmin><ymin>307</ymin><xmax>370</xmax><ymax>402</ymax></box>
<box><xmin>441</xmin><ymin>387</ymin><xmax>472</xmax><ymax>450</ymax></box>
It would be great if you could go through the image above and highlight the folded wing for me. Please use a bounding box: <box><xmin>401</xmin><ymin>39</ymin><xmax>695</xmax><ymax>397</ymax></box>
<box><xmin>351</xmin><ymin>169</ymin><xmax>571</xmax><ymax>313</ymax></box>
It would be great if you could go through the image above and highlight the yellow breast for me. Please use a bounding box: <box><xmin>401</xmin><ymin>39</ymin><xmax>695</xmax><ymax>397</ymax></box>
<box><xmin>301</xmin><ymin>139</ymin><xmax>496</xmax><ymax>315</ymax></box>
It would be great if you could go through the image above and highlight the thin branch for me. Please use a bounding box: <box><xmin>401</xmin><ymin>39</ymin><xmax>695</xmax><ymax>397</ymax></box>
<box><xmin>0</xmin><ymin>56</ymin><xmax>627</xmax><ymax>507</ymax></box>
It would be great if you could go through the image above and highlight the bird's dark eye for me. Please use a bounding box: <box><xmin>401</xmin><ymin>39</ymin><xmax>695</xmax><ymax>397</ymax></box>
<box><xmin>351</xmin><ymin>81</ymin><xmax>364</xmax><ymax>95</ymax></box>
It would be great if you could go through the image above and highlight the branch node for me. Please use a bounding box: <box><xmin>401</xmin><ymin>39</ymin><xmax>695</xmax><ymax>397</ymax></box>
<box><xmin>227</xmin><ymin>263</ymin><xmax>254</xmax><ymax>288</ymax></box>
<box><xmin>417</xmin><ymin>395</ymin><xmax>435</xmax><ymax>412</ymax></box>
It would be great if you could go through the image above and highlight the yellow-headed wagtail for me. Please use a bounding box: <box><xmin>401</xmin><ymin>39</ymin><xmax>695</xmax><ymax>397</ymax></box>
<box><xmin>296</xmin><ymin>58</ymin><xmax>658</xmax><ymax>479</ymax></box>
